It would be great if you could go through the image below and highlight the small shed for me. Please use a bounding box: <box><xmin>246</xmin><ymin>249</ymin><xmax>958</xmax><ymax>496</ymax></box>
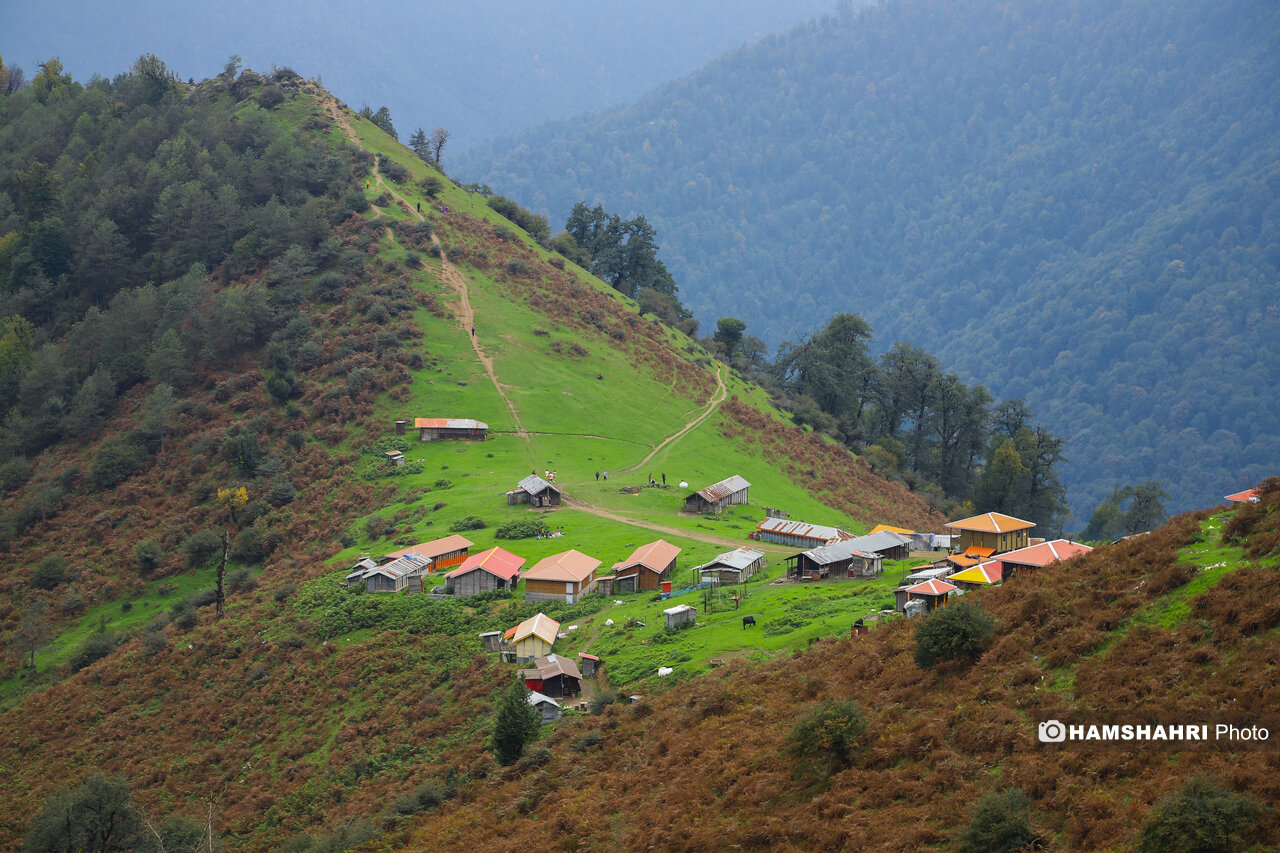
<box><xmin>786</xmin><ymin>540</ymin><xmax>882</xmax><ymax>580</ymax></box>
<box><xmin>519</xmin><ymin>653</ymin><xmax>582</xmax><ymax>699</ymax></box>
<box><xmin>612</xmin><ymin>540</ymin><xmax>681</xmax><ymax>593</ymax></box>
<box><xmin>507</xmin><ymin>474</ymin><xmax>564</xmax><ymax>507</ymax></box>
<box><xmin>845</xmin><ymin>531</ymin><xmax>913</xmax><ymax>561</ymax></box>
<box><xmin>511</xmin><ymin>613</ymin><xmax>561</xmax><ymax>662</ymax></box>
<box><xmin>414</xmin><ymin>417</ymin><xmax>488</xmax><ymax>441</ymax></box>
<box><xmin>754</xmin><ymin>518</ymin><xmax>852</xmax><ymax>548</ymax></box>
<box><xmin>663</xmin><ymin>604</ymin><xmax>697</xmax><ymax>630</ymax></box>
<box><xmin>345</xmin><ymin>554</ymin><xmax>431</xmax><ymax>593</ymax></box>
<box><xmin>695</xmin><ymin>547</ymin><xmax>766</xmax><ymax>584</ymax></box>
<box><xmin>385</xmin><ymin>450</ymin><xmax>405</xmax><ymax>467</ymax></box>
<box><xmin>684</xmin><ymin>475</ymin><xmax>750</xmax><ymax>514</ymax></box>
<box><xmin>594</xmin><ymin>575</ymin><xmax>616</xmax><ymax>597</ymax></box>
<box><xmin>478</xmin><ymin>631</ymin><xmax>503</xmax><ymax>653</ymax></box>
<box><xmin>527</xmin><ymin>690</ymin><xmax>562</xmax><ymax>724</ymax></box>
<box><xmin>445</xmin><ymin>546</ymin><xmax>526</xmax><ymax>597</ymax></box>
<box><xmin>904</xmin><ymin>578</ymin><xmax>958</xmax><ymax>612</ymax></box>
<box><xmin>578</xmin><ymin>652</ymin><xmax>601</xmax><ymax>679</ymax></box>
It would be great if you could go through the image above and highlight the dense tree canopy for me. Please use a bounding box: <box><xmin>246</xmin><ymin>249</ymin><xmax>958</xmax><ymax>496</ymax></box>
<box><xmin>458</xmin><ymin>0</ymin><xmax>1280</xmax><ymax>520</ymax></box>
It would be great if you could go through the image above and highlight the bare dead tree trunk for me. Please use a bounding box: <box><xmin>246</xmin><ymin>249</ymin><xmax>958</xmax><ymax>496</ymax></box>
<box><xmin>216</xmin><ymin>529</ymin><xmax>229</xmax><ymax>620</ymax></box>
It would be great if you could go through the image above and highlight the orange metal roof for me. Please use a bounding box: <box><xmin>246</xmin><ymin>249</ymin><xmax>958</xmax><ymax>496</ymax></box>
<box><xmin>524</xmin><ymin>550</ymin><xmax>602</xmax><ymax>583</ymax></box>
<box><xmin>612</xmin><ymin>539</ymin><xmax>681</xmax><ymax>573</ymax></box>
<box><xmin>997</xmin><ymin>539</ymin><xmax>1092</xmax><ymax>567</ymax></box>
<box><xmin>868</xmin><ymin>524</ymin><xmax>914</xmax><ymax>535</ymax></box>
<box><xmin>944</xmin><ymin>512</ymin><xmax>1036</xmax><ymax>533</ymax></box>
<box><xmin>964</xmin><ymin>545</ymin><xmax>997</xmax><ymax>558</ymax></box>
<box><xmin>1225</xmin><ymin>488</ymin><xmax>1261</xmax><ymax>503</ymax></box>
<box><xmin>383</xmin><ymin>534</ymin><xmax>473</xmax><ymax>561</ymax></box>
<box><xmin>446</xmin><ymin>546</ymin><xmax>525</xmax><ymax>581</ymax></box>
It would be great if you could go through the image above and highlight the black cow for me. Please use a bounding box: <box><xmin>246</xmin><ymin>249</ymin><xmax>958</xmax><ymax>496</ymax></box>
<box><xmin>742</xmin><ymin>615</ymin><xmax>756</xmax><ymax>628</ymax></box>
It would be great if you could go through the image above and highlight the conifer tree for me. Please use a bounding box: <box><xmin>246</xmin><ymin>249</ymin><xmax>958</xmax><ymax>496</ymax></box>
<box><xmin>492</xmin><ymin>678</ymin><xmax>541</xmax><ymax>765</ymax></box>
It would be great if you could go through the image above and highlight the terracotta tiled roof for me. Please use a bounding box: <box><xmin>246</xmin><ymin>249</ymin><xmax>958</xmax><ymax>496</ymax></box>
<box><xmin>944</xmin><ymin>512</ymin><xmax>1036</xmax><ymax>533</ymax></box>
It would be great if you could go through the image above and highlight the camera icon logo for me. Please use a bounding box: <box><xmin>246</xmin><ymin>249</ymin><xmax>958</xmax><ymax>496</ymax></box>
<box><xmin>1038</xmin><ymin>720</ymin><xmax>1067</xmax><ymax>743</ymax></box>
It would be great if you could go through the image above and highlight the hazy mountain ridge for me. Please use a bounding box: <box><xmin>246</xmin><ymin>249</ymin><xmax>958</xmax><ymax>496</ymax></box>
<box><xmin>455</xmin><ymin>0</ymin><xmax>1280</xmax><ymax>522</ymax></box>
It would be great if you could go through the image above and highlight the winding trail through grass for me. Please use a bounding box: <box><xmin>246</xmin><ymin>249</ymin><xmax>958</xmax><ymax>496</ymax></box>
<box><xmin>322</xmin><ymin>96</ymin><xmax>531</xmax><ymax>443</ymax></box>
<box><xmin>322</xmin><ymin>97</ymin><xmax>747</xmax><ymax>548</ymax></box>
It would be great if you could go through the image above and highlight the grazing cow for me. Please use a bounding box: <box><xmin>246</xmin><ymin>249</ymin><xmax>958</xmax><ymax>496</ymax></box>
<box><xmin>742</xmin><ymin>615</ymin><xmax>756</xmax><ymax>628</ymax></box>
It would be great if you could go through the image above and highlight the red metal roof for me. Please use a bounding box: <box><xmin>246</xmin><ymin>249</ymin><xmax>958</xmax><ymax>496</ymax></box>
<box><xmin>413</xmin><ymin>418</ymin><xmax>488</xmax><ymax>430</ymax></box>
<box><xmin>1225</xmin><ymin>488</ymin><xmax>1261</xmax><ymax>503</ymax></box>
<box><xmin>905</xmin><ymin>579</ymin><xmax>958</xmax><ymax>596</ymax></box>
<box><xmin>446</xmin><ymin>546</ymin><xmax>525</xmax><ymax>581</ymax></box>
<box><xmin>997</xmin><ymin>539</ymin><xmax>1092</xmax><ymax>567</ymax></box>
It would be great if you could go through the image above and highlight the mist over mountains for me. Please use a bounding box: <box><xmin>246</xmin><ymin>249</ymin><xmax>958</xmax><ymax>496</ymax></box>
<box><xmin>455</xmin><ymin>0</ymin><xmax>1280</xmax><ymax>522</ymax></box>
<box><xmin>5</xmin><ymin>0</ymin><xmax>836</xmax><ymax>153</ymax></box>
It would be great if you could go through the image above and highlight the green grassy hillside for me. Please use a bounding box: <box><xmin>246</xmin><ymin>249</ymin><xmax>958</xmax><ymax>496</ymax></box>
<box><xmin>0</xmin><ymin>73</ymin><xmax>945</xmax><ymax>850</ymax></box>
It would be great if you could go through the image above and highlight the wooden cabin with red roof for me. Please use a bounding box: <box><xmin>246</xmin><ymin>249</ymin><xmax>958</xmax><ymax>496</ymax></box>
<box><xmin>944</xmin><ymin>512</ymin><xmax>1035</xmax><ymax>555</ymax></box>
<box><xmin>445</xmin><ymin>546</ymin><xmax>526</xmax><ymax>597</ymax></box>
<box><xmin>612</xmin><ymin>540</ymin><xmax>681</xmax><ymax>592</ymax></box>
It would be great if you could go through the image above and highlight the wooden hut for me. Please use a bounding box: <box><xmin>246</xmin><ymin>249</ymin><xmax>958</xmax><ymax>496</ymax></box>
<box><xmin>445</xmin><ymin>546</ymin><xmax>526</xmax><ymax>597</ymax></box>
<box><xmin>663</xmin><ymin>604</ymin><xmax>697</xmax><ymax>630</ymax></box>
<box><xmin>385</xmin><ymin>450</ymin><xmax>405</xmax><ymax>467</ymax></box>
<box><xmin>507</xmin><ymin>474</ymin><xmax>564</xmax><ymax>507</ymax></box>
<box><xmin>578</xmin><ymin>652</ymin><xmax>601</xmax><ymax>679</ymax></box>
<box><xmin>523</xmin><ymin>549</ymin><xmax>601</xmax><ymax>604</ymax></box>
<box><xmin>754</xmin><ymin>518</ymin><xmax>852</xmax><ymax>548</ymax></box>
<box><xmin>786</xmin><ymin>539</ymin><xmax>882</xmax><ymax>580</ymax></box>
<box><xmin>345</xmin><ymin>554</ymin><xmax>431</xmax><ymax>593</ymax></box>
<box><xmin>612</xmin><ymin>540</ymin><xmax>681</xmax><ymax>592</ymax></box>
<box><xmin>519</xmin><ymin>654</ymin><xmax>582</xmax><ymax>699</ymax></box>
<box><xmin>382</xmin><ymin>534</ymin><xmax>473</xmax><ymax>573</ymax></box>
<box><xmin>527</xmin><ymin>690</ymin><xmax>562</xmax><ymax>723</ymax></box>
<box><xmin>904</xmin><ymin>578</ymin><xmax>958</xmax><ymax>612</ymax></box>
<box><xmin>511</xmin><ymin>613</ymin><xmax>561</xmax><ymax>662</ymax></box>
<box><xmin>478</xmin><ymin>631</ymin><xmax>504</xmax><ymax>653</ymax></box>
<box><xmin>844</xmin><ymin>530</ymin><xmax>913</xmax><ymax>561</ymax></box>
<box><xmin>414</xmin><ymin>417</ymin><xmax>488</xmax><ymax>441</ymax></box>
<box><xmin>684</xmin><ymin>475</ymin><xmax>750</xmax><ymax>514</ymax></box>
<box><xmin>995</xmin><ymin>539</ymin><xmax>1092</xmax><ymax>580</ymax></box>
<box><xmin>695</xmin><ymin>548</ymin><xmax>766</xmax><ymax>584</ymax></box>
<box><xmin>944</xmin><ymin>512</ymin><xmax>1035</xmax><ymax>555</ymax></box>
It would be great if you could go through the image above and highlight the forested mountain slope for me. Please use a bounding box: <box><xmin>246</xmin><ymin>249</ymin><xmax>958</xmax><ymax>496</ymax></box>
<box><xmin>456</xmin><ymin>0</ymin><xmax>1280</xmax><ymax>522</ymax></box>
<box><xmin>0</xmin><ymin>60</ymin><xmax>944</xmax><ymax>849</ymax></box>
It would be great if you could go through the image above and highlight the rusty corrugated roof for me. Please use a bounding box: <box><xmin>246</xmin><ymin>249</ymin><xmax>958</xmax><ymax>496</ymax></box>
<box><xmin>692</xmin><ymin>475</ymin><xmax>750</xmax><ymax>503</ymax></box>
<box><xmin>756</xmin><ymin>517</ymin><xmax>852</xmax><ymax>543</ymax></box>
